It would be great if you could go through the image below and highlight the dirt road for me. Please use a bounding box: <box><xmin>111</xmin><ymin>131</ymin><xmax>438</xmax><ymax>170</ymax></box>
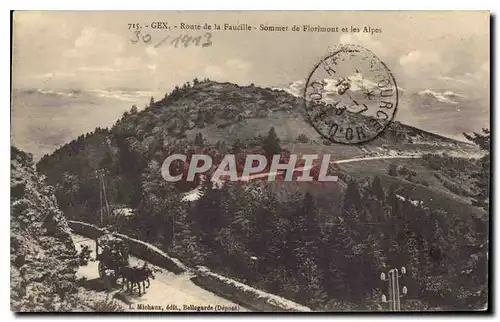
<box><xmin>71</xmin><ymin>234</ymin><xmax>247</xmax><ymax>312</ymax></box>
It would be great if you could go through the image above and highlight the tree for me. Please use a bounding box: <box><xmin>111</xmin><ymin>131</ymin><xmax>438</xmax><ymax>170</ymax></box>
<box><xmin>297</xmin><ymin>133</ymin><xmax>309</xmax><ymax>143</ymax></box>
<box><xmin>262</xmin><ymin>127</ymin><xmax>281</xmax><ymax>158</ymax></box>
<box><xmin>464</xmin><ymin>128</ymin><xmax>490</xmax><ymax>150</ymax></box>
<box><xmin>464</xmin><ymin>129</ymin><xmax>490</xmax><ymax>210</ymax></box>
<box><xmin>149</xmin><ymin>96</ymin><xmax>155</xmax><ymax>107</ymax></box>
<box><xmin>215</xmin><ymin>140</ymin><xmax>228</xmax><ymax>153</ymax></box>
<box><xmin>297</xmin><ymin>258</ymin><xmax>328</xmax><ymax>307</ymax></box>
<box><xmin>232</xmin><ymin>139</ymin><xmax>244</xmax><ymax>154</ymax></box>
<box><xmin>130</xmin><ymin>105</ymin><xmax>138</xmax><ymax>114</ymax></box>
<box><xmin>194</xmin><ymin>177</ymin><xmax>230</xmax><ymax>251</ymax></box>
<box><xmin>386</xmin><ymin>183</ymin><xmax>402</xmax><ymax>218</ymax></box>
<box><xmin>194</xmin><ymin>132</ymin><xmax>204</xmax><ymax>146</ymax></box>
<box><xmin>288</xmin><ymin>192</ymin><xmax>321</xmax><ymax>260</ymax></box>
<box><xmin>370</xmin><ymin>176</ymin><xmax>385</xmax><ymax>200</ymax></box>
<box><xmin>388</xmin><ymin>163</ymin><xmax>398</xmax><ymax>176</ymax></box>
<box><xmin>98</xmin><ymin>149</ymin><xmax>114</xmax><ymax>170</ymax></box>
<box><xmin>247</xmin><ymin>186</ymin><xmax>281</xmax><ymax>278</ymax></box>
<box><xmin>343</xmin><ymin>180</ymin><xmax>362</xmax><ymax>212</ymax></box>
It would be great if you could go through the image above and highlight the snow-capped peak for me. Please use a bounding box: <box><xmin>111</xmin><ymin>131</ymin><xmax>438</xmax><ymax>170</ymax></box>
<box><xmin>344</xmin><ymin>72</ymin><xmax>378</xmax><ymax>92</ymax></box>
<box><xmin>275</xmin><ymin>73</ymin><xmax>386</xmax><ymax>98</ymax></box>
<box><xmin>417</xmin><ymin>89</ymin><xmax>467</xmax><ymax>105</ymax></box>
<box><xmin>273</xmin><ymin>80</ymin><xmax>306</xmax><ymax>97</ymax></box>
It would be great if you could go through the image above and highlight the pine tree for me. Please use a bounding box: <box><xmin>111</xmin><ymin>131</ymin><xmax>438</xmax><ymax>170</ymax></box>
<box><xmin>334</xmin><ymin>219</ymin><xmax>360</xmax><ymax>300</ymax></box>
<box><xmin>194</xmin><ymin>132</ymin><xmax>204</xmax><ymax>146</ymax></box>
<box><xmin>225</xmin><ymin>183</ymin><xmax>255</xmax><ymax>252</ymax></box>
<box><xmin>98</xmin><ymin>149</ymin><xmax>114</xmax><ymax>170</ymax></box>
<box><xmin>262</xmin><ymin>127</ymin><xmax>281</xmax><ymax>158</ymax></box>
<box><xmin>464</xmin><ymin>128</ymin><xmax>490</xmax><ymax>150</ymax></box>
<box><xmin>405</xmin><ymin>222</ymin><xmax>420</xmax><ymax>280</ymax></box>
<box><xmin>290</xmin><ymin>192</ymin><xmax>321</xmax><ymax>260</ymax></box>
<box><xmin>386</xmin><ymin>183</ymin><xmax>402</xmax><ymax>217</ymax></box>
<box><xmin>319</xmin><ymin>226</ymin><xmax>348</xmax><ymax>296</ymax></box>
<box><xmin>194</xmin><ymin>177</ymin><xmax>230</xmax><ymax>251</ymax></box>
<box><xmin>343</xmin><ymin>180</ymin><xmax>362</xmax><ymax>212</ymax></box>
<box><xmin>388</xmin><ymin>163</ymin><xmax>398</xmax><ymax>176</ymax></box>
<box><xmin>149</xmin><ymin>96</ymin><xmax>155</xmax><ymax>107</ymax></box>
<box><xmin>371</xmin><ymin>176</ymin><xmax>385</xmax><ymax>200</ymax></box>
<box><xmin>215</xmin><ymin>140</ymin><xmax>227</xmax><ymax>153</ymax></box>
<box><xmin>297</xmin><ymin>258</ymin><xmax>328</xmax><ymax>307</ymax></box>
<box><xmin>232</xmin><ymin>139</ymin><xmax>244</xmax><ymax>154</ymax></box>
<box><xmin>130</xmin><ymin>105</ymin><xmax>138</xmax><ymax>114</ymax></box>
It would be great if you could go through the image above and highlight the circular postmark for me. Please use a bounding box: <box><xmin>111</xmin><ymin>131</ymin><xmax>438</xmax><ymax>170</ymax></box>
<box><xmin>303</xmin><ymin>44</ymin><xmax>398</xmax><ymax>144</ymax></box>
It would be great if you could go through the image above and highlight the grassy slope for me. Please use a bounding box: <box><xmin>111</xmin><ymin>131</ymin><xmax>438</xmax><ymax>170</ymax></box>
<box><xmin>338</xmin><ymin>157</ymin><xmax>485</xmax><ymax>218</ymax></box>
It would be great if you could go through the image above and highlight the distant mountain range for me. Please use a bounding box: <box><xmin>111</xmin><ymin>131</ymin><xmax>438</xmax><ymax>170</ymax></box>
<box><xmin>20</xmin><ymin>88</ymin><xmax>158</xmax><ymax>102</ymax></box>
<box><xmin>11</xmin><ymin>88</ymin><xmax>161</xmax><ymax>160</ymax></box>
<box><xmin>275</xmin><ymin>75</ymin><xmax>469</xmax><ymax>107</ymax></box>
<box><xmin>274</xmin><ymin>76</ymin><xmax>487</xmax><ymax>143</ymax></box>
<box><xmin>415</xmin><ymin>89</ymin><xmax>468</xmax><ymax>105</ymax></box>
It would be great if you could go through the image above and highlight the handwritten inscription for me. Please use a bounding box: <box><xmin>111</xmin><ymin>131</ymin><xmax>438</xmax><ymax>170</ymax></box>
<box><xmin>129</xmin><ymin>30</ymin><xmax>213</xmax><ymax>48</ymax></box>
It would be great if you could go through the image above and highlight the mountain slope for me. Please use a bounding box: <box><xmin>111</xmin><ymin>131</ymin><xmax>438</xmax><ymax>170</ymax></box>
<box><xmin>35</xmin><ymin>79</ymin><xmax>484</xmax><ymax>223</ymax></box>
<box><xmin>33</xmin><ymin>79</ymin><xmax>488</xmax><ymax>310</ymax></box>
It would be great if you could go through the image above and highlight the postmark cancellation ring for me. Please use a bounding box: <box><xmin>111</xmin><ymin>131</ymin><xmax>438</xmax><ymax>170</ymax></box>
<box><xmin>303</xmin><ymin>44</ymin><xmax>399</xmax><ymax>144</ymax></box>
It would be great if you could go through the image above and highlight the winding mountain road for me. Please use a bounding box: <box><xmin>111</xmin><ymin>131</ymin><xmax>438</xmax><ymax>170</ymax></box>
<box><xmin>182</xmin><ymin>153</ymin><xmax>423</xmax><ymax>201</ymax></box>
<box><xmin>332</xmin><ymin>154</ymin><xmax>422</xmax><ymax>164</ymax></box>
<box><xmin>71</xmin><ymin>234</ymin><xmax>247</xmax><ymax>312</ymax></box>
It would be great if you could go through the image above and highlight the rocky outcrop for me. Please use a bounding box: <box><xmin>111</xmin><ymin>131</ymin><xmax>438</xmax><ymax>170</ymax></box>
<box><xmin>10</xmin><ymin>147</ymin><xmax>122</xmax><ymax>312</ymax></box>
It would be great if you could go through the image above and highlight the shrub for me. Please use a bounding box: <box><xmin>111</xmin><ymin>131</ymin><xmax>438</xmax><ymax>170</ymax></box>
<box><xmin>88</xmin><ymin>297</ymin><xmax>124</xmax><ymax>312</ymax></box>
<box><xmin>297</xmin><ymin>133</ymin><xmax>309</xmax><ymax>143</ymax></box>
<box><xmin>388</xmin><ymin>163</ymin><xmax>398</xmax><ymax>176</ymax></box>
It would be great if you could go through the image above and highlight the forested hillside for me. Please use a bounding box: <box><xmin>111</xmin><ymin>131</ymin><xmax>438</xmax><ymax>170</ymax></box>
<box><xmin>35</xmin><ymin>79</ymin><xmax>489</xmax><ymax>310</ymax></box>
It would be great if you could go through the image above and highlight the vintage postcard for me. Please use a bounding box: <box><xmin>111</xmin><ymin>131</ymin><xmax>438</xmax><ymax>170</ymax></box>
<box><xmin>11</xmin><ymin>11</ymin><xmax>490</xmax><ymax>312</ymax></box>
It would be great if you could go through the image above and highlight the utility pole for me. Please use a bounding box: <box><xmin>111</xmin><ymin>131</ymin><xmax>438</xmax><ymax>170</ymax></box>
<box><xmin>101</xmin><ymin>172</ymin><xmax>111</xmax><ymax>224</ymax></box>
<box><xmin>95</xmin><ymin>168</ymin><xmax>111</xmax><ymax>227</ymax></box>
<box><xmin>94</xmin><ymin>168</ymin><xmax>111</xmax><ymax>257</ymax></box>
<box><xmin>381</xmin><ymin>266</ymin><xmax>408</xmax><ymax>311</ymax></box>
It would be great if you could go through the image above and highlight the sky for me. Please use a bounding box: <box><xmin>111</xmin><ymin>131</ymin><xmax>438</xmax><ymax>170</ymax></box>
<box><xmin>12</xmin><ymin>11</ymin><xmax>489</xmax><ymax>92</ymax></box>
<box><xmin>11</xmin><ymin>11</ymin><xmax>491</xmax><ymax>155</ymax></box>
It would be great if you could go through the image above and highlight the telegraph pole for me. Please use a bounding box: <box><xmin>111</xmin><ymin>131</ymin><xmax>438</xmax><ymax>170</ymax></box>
<box><xmin>95</xmin><ymin>168</ymin><xmax>111</xmax><ymax>227</ymax></box>
<box><xmin>381</xmin><ymin>266</ymin><xmax>408</xmax><ymax>311</ymax></box>
<box><xmin>94</xmin><ymin>168</ymin><xmax>112</xmax><ymax>257</ymax></box>
<box><xmin>101</xmin><ymin>172</ymin><xmax>111</xmax><ymax>223</ymax></box>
